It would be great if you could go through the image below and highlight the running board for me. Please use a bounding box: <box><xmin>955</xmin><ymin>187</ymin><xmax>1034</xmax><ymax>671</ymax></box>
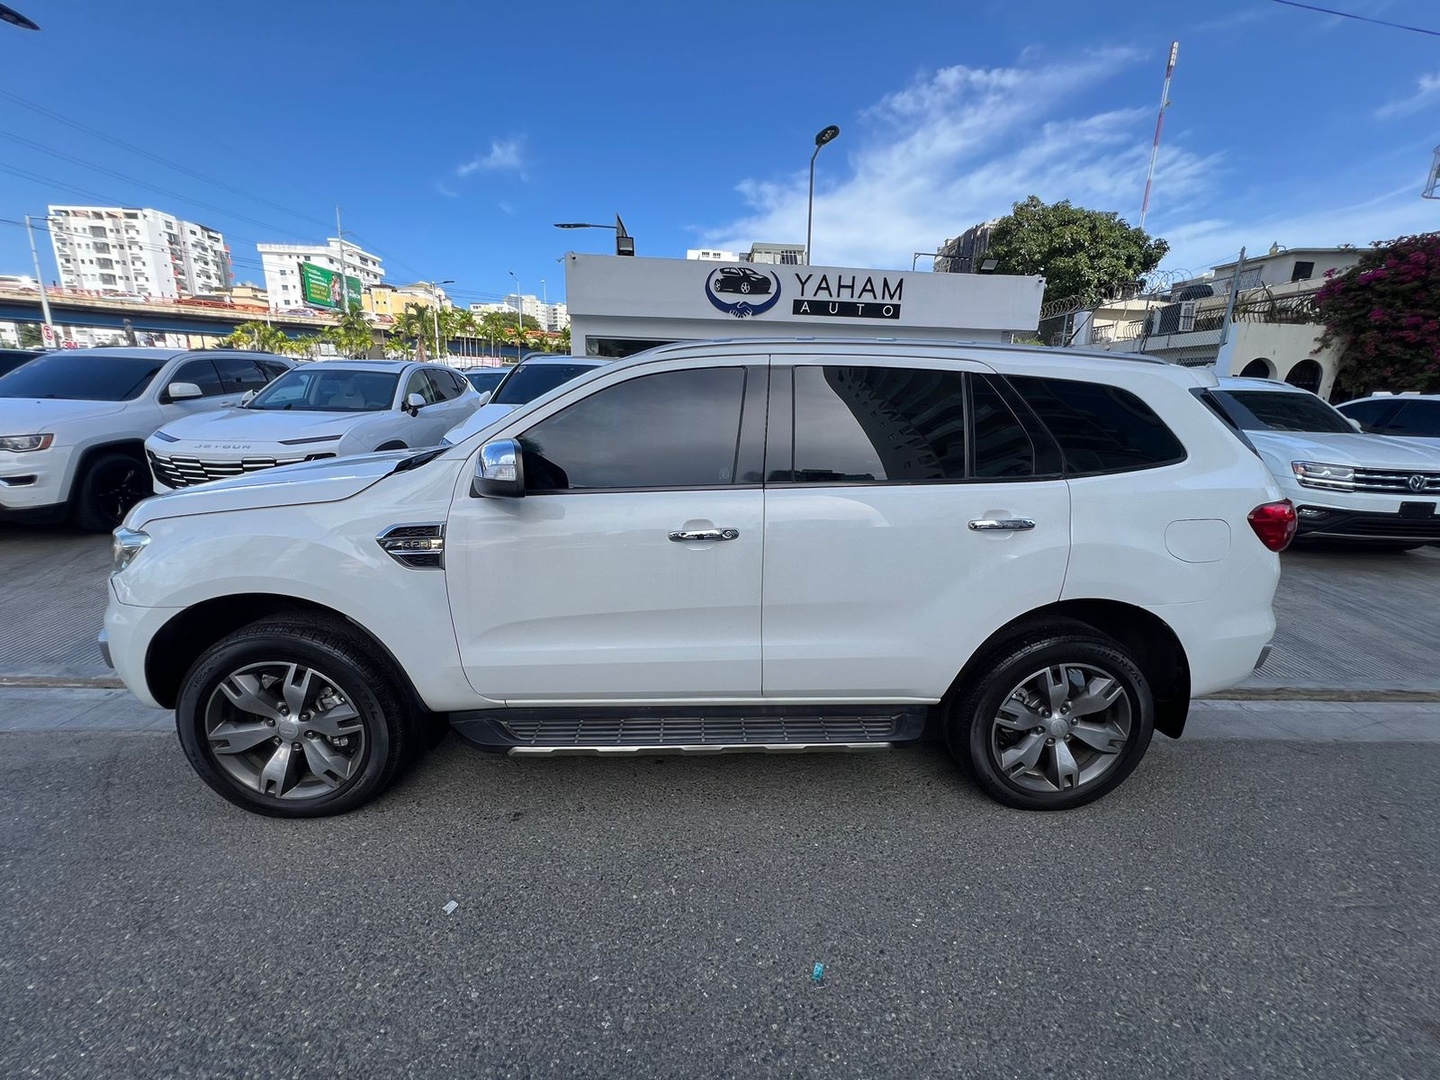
<box><xmin>449</xmin><ymin>705</ymin><xmax>928</xmax><ymax>752</ymax></box>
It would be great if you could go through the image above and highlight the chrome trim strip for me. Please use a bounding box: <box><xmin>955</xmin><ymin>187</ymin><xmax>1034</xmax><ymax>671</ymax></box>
<box><xmin>507</xmin><ymin>742</ymin><xmax>893</xmax><ymax>756</ymax></box>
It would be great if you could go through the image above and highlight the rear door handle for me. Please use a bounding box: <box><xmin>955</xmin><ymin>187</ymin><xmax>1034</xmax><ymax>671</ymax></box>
<box><xmin>668</xmin><ymin>528</ymin><xmax>740</xmax><ymax>542</ymax></box>
<box><xmin>967</xmin><ymin>518</ymin><xmax>1036</xmax><ymax>532</ymax></box>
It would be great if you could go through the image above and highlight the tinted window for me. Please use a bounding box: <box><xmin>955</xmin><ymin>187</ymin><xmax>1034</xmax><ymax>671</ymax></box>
<box><xmin>971</xmin><ymin>375</ymin><xmax>1036</xmax><ymax>478</ymax></box>
<box><xmin>404</xmin><ymin>369</ymin><xmax>438</xmax><ymax>405</ymax></box>
<box><xmin>0</xmin><ymin>352</ymin><xmax>164</xmax><ymax>402</ymax></box>
<box><xmin>213</xmin><ymin>356</ymin><xmax>274</xmax><ymax>393</ymax></box>
<box><xmin>1009</xmin><ymin>376</ymin><xmax>1186</xmax><ymax>475</ymax></box>
<box><xmin>782</xmin><ymin>366</ymin><xmax>966</xmax><ymax>483</ymax></box>
<box><xmin>257</xmin><ymin>360</ymin><xmax>290</xmax><ymax>381</ymax></box>
<box><xmin>464</xmin><ymin>369</ymin><xmax>506</xmax><ymax>394</ymax></box>
<box><xmin>1388</xmin><ymin>400</ymin><xmax>1440</xmax><ymax>437</ymax></box>
<box><xmin>1212</xmin><ymin>389</ymin><xmax>1353</xmax><ymax>434</ymax></box>
<box><xmin>1335</xmin><ymin>399</ymin><xmax>1394</xmax><ymax>427</ymax></box>
<box><xmin>493</xmin><ymin>362</ymin><xmax>600</xmax><ymax>405</ymax></box>
<box><xmin>424</xmin><ymin>369</ymin><xmax>461</xmax><ymax>401</ymax></box>
<box><xmin>0</xmin><ymin>349</ymin><xmax>41</xmax><ymax>378</ymax></box>
<box><xmin>248</xmin><ymin>368</ymin><xmax>399</xmax><ymax>412</ymax></box>
<box><xmin>171</xmin><ymin>359</ymin><xmax>224</xmax><ymax>397</ymax></box>
<box><xmin>519</xmin><ymin>367</ymin><xmax>747</xmax><ymax>491</ymax></box>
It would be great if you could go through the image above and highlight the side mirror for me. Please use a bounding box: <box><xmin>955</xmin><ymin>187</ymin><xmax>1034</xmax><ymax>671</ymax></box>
<box><xmin>472</xmin><ymin>438</ymin><xmax>524</xmax><ymax>498</ymax></box>
<box><xmin>239</xmin><ymin>389</ymin><xmax>258</xmax><ymax>406</ymax></box>
<box><xmin>405</xmin><ymin>392</ymin><xmax>427</xmax><ymax>416</ymax></box>
<box><xmin>166</xmin><ymin>381</ymin><xmax>203</xmax><ymax>401</ymax></box>
<box><xmin>475</xmin><ymin>390</ymin><xmax>492</xmax><ymax>406</ymax></box>
<box><xmin>1348</xmin><ymin>417</ymin><xmax>1364</xmax><ymax>433</ymax></box>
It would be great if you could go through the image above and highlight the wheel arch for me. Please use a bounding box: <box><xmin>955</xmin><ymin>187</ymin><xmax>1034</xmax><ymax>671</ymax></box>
<box><xmin>946</xmin><ymin>599</ymin><xmax>1192</xmax><ymax>739</ymax></box>
<box><xmin>67</xmin><ymin>438</ymin><xmax>148</xmax><ymax>502</ymax></box>
<box><xmin>144</xmin><ymin>592</ymin><xmax>425</xmax><ymax>713</ymax></box>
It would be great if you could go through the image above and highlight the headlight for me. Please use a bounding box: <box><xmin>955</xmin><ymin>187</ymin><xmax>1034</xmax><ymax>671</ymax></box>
<box><xmin>1291</xmin><ymin>461</ymin><xmax>1355</xmax><ymax>491</ymax></box>
<box><xmin>0</xmin><ymin>433</ymin><xmax>53</xmax><ymax>452</ymax></box>
<box><xmin>111</xmin><ymin>527</ymin><xmax>150</xmax><ymax>575</ymax></box>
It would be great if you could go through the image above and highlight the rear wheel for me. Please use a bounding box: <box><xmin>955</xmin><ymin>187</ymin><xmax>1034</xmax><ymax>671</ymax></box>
<box><xmin>175</xmin><ymin>618</ymin><xmax>418</xmax><ymax>817</ymax></box>
<box><xmin>946</xmin><ymin>632</ymin><xmax>1155</xmax><ymax>810</ymax></box>
<box><xmin>73</xmin><ymin>451</ymin><xmax>150</xmax><ymax>532</ymax></box>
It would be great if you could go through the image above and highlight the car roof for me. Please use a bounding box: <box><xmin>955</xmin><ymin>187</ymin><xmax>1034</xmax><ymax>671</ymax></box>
<box><xmin>513</xmin><ymin>354</ymin><xmax>606</xmax><ymax>367</ymax></box>
<box><xmin>1338</xmin><ymin>393</ymin><xmax>1440</xmax><ymax>403</ymax></box>
<box><xmin>291</xmin><ymin>358</ymin><xmax>412</xmax><ymax>372</ymax></box>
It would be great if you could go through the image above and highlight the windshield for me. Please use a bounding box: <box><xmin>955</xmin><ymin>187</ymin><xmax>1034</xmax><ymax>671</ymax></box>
<box><xmin>247</xmin><ymin>367</ymin><xmax>400</xmax><ymax>412</ymax></box>
<box><xmin>492</xmin><ymin>363</ymin><xmax>599</xmax><ymax>405</ymax></box>
<box><xmin>0</xmin><ymin>351</ymin><xmax>165</xmax><ymax>401</ymax></box>
<box><xmin>464</xmin><ymin>369</ymin><xmax>506</xmax><ymax>393</ymax></box>
<box><xmin>1213</xmin><ymin>389</ymin><xmax>1355</xmax><ymax>434</ymax></box>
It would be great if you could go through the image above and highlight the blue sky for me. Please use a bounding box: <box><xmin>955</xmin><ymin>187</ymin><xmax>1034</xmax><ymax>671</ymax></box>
<box><xmin>2</xmin><ymin>0</ymin><xmax>1440</xmax><ymax>307</ymax></box>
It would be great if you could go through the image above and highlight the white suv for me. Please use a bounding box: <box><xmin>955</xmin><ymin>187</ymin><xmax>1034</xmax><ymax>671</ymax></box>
<box><xmin>102</xmin><ymin>339</ymin><xmax>1291</xmax><ymax>817</ymax></box>
<box><xmin>0</xmin><ymin>347</ymin><xmax>292</xmax><ymax>531</ymax></box>
<box><xmin>1206</xmin><ymin>377</ymin><xmax>1440</xmax><ymax>548</ymax></box>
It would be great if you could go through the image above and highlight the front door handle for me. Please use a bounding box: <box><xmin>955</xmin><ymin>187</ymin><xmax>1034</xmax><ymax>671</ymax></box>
<box><xmin>967</xmin><ymin>518</ymin><xmax>1036</xmax><ymax>532</ymax></box>
<box><xmin>668</xmin><ymin>528</ymin><xmax>740</xmax><ymax>543</ymax></box>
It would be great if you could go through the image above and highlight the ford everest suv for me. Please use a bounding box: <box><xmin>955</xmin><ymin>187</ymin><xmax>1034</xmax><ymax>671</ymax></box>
<box><xmin>102</xmin><ymin>339</ymin><xmax>1292</xmax><ymax>817</ymax></box>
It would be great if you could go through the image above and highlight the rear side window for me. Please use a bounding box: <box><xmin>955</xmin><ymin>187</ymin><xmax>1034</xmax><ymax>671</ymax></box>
<box><xmin>1386</xmin><ymin>400</ymin><xmax>1440</xmax><ymax>437</ymax></box>
<box><xmin>781</xmin><ymin>366</ymin><xmax>967</xmax><ymax>483</ymax></box>
<box><xmin>1007</xmin><ymin>376</ymin><xmax>1186</xmax><ymax>476</ymax></box>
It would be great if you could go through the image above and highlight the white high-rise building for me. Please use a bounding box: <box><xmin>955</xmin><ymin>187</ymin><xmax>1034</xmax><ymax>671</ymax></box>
<box><xmin>494</xmin><ymin>293</ymin><xmax>570</xmax><ymax>332</ymax></box>
<box><xmin>48</xmin><ymin>206</ymin><xmax>232</xmax><ymax>298</ymax></box>
<box><xmin>257</xmin><ymin>238</ymin><xmax>384</xmax><ymax>312</ymax></box>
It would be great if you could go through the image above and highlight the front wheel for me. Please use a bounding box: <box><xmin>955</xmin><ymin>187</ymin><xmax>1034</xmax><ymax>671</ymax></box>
<box><xmin>946</xmin><ymin>632</ymin><xmax>1155</xmax><ymax>811</ymax></box>
<box><xmin>73</xmin><ymin>451</ymin><xmax>150</xmax><ymax>532</ymax></box>
<box><xmin>175</xmin><ymin>618</ymin><xmax>418</xmax><ymax>817</ymax></box>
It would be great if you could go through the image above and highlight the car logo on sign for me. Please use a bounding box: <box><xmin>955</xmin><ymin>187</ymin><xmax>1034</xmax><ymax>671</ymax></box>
<box><xmin>1409</xmin><ymin>474</ymin><xmax>1428</xmax><ymax>492</ymax></box>
<box><xmin>704</xmin><ymin>267</ymin><xmax>782</xmax><ymax>319</ymax></box>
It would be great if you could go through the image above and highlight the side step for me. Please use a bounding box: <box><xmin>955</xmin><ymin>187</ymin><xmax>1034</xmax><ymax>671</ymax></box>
<box><xmin>448</xmin><ymin>705</ymin><xmax>928</xmax><ymax>755</ymax></box>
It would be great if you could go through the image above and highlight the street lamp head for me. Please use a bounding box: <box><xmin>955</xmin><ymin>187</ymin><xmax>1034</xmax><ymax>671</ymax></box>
<box><xmin>814</xmin><ymin>125</ymin><xmax>840</xmax><ymax>148</ymax></box>
<box><xmin>553</xmin><ymin>222</ymin><xmax>613</xmax><ymax>230</ymax></box>
<box><xmin>0</xmin><ymin>4</ymin><xmax>41</xmax><ymax>30</ymax></box>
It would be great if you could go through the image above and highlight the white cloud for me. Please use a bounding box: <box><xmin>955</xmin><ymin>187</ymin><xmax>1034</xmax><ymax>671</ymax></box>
<box><xmin>1375</xmin><ymin>72</ymin><xmax>1440</xmax><ymax>119</ymax></box>
<box><xmin>456</xmin><ymin>138</ymin><xmax>524</xmax><ymax>176</ymax></box>
<box><xmin>700</xmin><ymin>52</ymin><xmax>1216</xmax><ymax>269</ymax></box>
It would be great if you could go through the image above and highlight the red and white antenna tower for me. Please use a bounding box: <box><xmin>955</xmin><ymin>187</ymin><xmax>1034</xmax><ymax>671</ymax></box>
<box><xmin>1139</xmin><ymin>41</ymin><xmax>1179</xmax><ymax>231</ymax></box>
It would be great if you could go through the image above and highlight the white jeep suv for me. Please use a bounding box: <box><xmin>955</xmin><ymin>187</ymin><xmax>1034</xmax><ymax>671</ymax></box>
<box><xmin>103</xmin><ymin>339</ymin><xmax>1291</xmax><ymax>817</ymax></box>
<box><xmin>0</xmin><ymin>347</ymin><xmax>292</xmax><ymax>531</ymax></box>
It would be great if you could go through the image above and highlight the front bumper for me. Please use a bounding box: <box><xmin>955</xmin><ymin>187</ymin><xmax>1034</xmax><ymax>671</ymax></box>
<box><xmin>1293</xmin><ymin>502</ymin><xmax>1440</xmax><ymax>543</ymax></box>
<box><xmin>0</xmin><ymin>446</ymin><xmax>69</xmax><ymax>514</ymax></box>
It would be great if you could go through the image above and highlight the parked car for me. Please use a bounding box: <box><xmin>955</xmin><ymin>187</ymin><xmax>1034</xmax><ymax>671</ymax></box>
<box><xmin>713</xmin><ymin>266</ymin><xmax>772</xmax><ymax>295</ymax></box>
<box><xmin>441</xmin><ymin>354</ymin><xmax>609</xmax><ymax>444</ymax></box>
<box><xmin>1335</xmin><ymin>393</ymin><xmax>1440</xmax><ymax>448</ymax></box>
<box><xmin>103</xmin><ymin>338</ymin><xmax>1291</xmax><ymax>818</ymax></box>
<box><xmin>0</xmin><ymin>347</ymin><xmax>293</xmax><ymax>530</ymax></box>
<box><xmin>0</xmin><ymin>347</ymin><xmax>43</xmax><ymax>378</ymax></box>
<box><xmin>459</xmin><ymin>367</ymin><xmax>507</xmax><ymax>396</ymax></box>
<box><xmin>1204</xmin><ymin>377</ymin><xmax>1440</xmax><ymax>548</ymax></box>
<box><xmin>146</xmin><ymin>360</ymin><xmax>482</xmax><ymax>492</ymax></box>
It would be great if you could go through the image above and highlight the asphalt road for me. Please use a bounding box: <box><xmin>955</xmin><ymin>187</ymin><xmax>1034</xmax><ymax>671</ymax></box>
<box><xmin>3</xmin><ymin>732</ymin><xmax>1437</xmax><ymax>1079</ymax></box>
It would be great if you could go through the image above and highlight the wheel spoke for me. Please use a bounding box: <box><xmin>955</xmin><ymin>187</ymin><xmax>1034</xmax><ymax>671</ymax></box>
<box><xmin>1041</xmin><ymin>666</ymin><xmax>1069</xmax><ymax>713</ymax></box>
<box><xmin>258</xmin><ymin>742</ymin><xmax>302</xmax><ymax>797</ymax></box>
<box><xmin>280</xmin><ymin>665</ymin><xmax>318</xmax><ymax>717</ymax></box>
<box><xmin>219</xmin><ymin>673</ymin><xmax>281</xmax><ymax>720</ymax></box>
<box><xmin>208</xmin><ymin>719</ymin><xmax>276</xmax><ymax>755</ymax></box>
<box><xmin>307</xmin><ymin>700</ymin><xmax>360</xmax><ymax>738</ymax></box>
<box><xmin>1049</xmin><ymin>740</ymin><xmax>1080</xmax><ymax>791</ymax></box>
<box><xmin>1069</xmin><ymin>720</ymin><xmax>1126</xmax><ymax>754</ymax></box>
<box><xmin>1068</xmin><ymin>675</ymin><xmax>1122</xmax><ymax>718</ymax></box>
<box><xmin>995</xmin><ymin>696</ymin><xmax>1042</xmax><ymax>731</ymax></box>
<box><xmin>1000</xmin><ymin>732</ymin><xmax>1046</xmax><ymax>776</ymax></box>
<box><xmin>301</xmin><ymin>738</ymin><xmax>356</xmax><ymax>788</ymax></box>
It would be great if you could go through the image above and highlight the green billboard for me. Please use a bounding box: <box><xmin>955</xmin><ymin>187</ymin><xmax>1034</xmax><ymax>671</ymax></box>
<box><xmin>299</xmin><ymin>261</ymin><xmax>363</xmax><ymax>310</ymax></box>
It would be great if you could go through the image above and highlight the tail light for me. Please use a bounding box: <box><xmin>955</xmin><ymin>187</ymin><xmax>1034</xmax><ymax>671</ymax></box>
<box><xmin>1248</xmin><ymin>500</ymin><xmax>1297</xmax><ymax>552</ymax></box>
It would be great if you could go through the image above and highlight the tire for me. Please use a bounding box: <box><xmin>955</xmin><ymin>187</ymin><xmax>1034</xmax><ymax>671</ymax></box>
<box><xmin>739</xmin><ymin>281</ymin><xmax>752</xmax><ymax>294</ymax></box>
<box><xmin>73</xmin><ymin>451</ymin><xmax>150</xmax><ymax>532</ymax></box>
<box><xmin>175</xmin><ymin>617</ymin><xmax>419</xmax><ymax>818</ymax></box>
<box><xmin>945</xmin><ymin>631</ymin><xmax>1155</xmax><ymax>811</ymax></box>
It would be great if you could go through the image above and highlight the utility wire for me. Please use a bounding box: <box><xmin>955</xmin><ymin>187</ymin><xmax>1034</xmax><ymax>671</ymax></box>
<box><xmin>1268</xmin><ymin>0</ymin><xmax>1440</xmax><ymax>38</ymax></box>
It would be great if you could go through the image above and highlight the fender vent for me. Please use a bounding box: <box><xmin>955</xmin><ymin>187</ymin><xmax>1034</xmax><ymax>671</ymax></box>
<box><xmin>377</xmin><ymin>523</ymin><xmax>445</xmax><ymax>569</ymax></box>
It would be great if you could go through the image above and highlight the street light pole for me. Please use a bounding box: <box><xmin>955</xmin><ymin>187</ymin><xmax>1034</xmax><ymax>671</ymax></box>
<box><xmin>508</xmin><ymin>271</ymin><xmax>521</xmax><ymax>347</ymax></box>
<box><xmin>806</xmin><ymin>125</ymin><xmax>840</xmax><ymax>267</ymax></box>
<box><xmin>24</xmin><ymin>214</ymin><xmax>54</xmax><ymax>346</ymax></box>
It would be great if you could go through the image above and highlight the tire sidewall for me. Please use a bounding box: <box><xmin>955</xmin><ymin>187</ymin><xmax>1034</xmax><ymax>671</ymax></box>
<box><xmin>74</xmin><ymin>451</ymin><xmax>147</xmax><ymax>533</ymax></box>
<box><xmin>176</xmin><ymin>630</ymin><xmax>398</xmax><ymax>818</ymax></box>
<box><xmin>956</xmin><ymin>636</ymin><xmax>1155</xmax><ymax>811</ymax></box>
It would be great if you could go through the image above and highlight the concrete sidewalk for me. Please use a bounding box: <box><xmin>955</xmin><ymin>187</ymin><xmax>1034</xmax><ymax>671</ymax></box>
<box><xmin>2</xmin><ymin>685</ymin><xmax>1436</xmax><ymax>742</ymax></box>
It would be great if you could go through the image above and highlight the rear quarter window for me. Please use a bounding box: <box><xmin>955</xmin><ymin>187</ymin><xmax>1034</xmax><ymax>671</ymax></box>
<box><xmin>1007</xmin><ymin>375</ymin><xmax>1187</xmax><ymax>476</ymax></box>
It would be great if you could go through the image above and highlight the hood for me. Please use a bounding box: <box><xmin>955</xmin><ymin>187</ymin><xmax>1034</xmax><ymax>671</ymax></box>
<box><xmin>129</xmin><ymin>449</ymin><xmax>425</xmax><ymax>526</ymax></box>
<box><xmin>155</xmin><ymin>407</ymin><xmax>374</xmax><ymax>448</ymax></box>
<box><xmin>1249</xmin><ymin>430</ymin><xmax>1440</xmax><ymax>469</ymax></box>
<box><xmin>0</xmin><ymin>398</ymin><xmax>127</xmax><ymax>435</ymax></box>
<box><xmin>443</xmin><ymin>401</ymin><xmax>519</xmax><ymax>444</ymax></box>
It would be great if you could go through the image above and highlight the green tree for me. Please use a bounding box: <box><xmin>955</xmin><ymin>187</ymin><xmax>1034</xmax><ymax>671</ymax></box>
<box><xmin>1315</xmin><ymin>233</ymin><xmax>1440</xmax><ymax>397</ymax></box>
<box><xmin>215</xmin><ymin>321</ymin><xmax>291</xmax><ymax>353</ymax></box>
<box><xmin>983</xmin><ymin>196</ymin><xmax>1169</xmax><ymax>307</ymax></box>
<box><xmin>325</xmin><ymin>305</ymin><xmax>376</xmax><ymax>358</ymax></box>
<box><xmin>17</xmin><ymin>323</ymin><xmax>43</xmax><ymax>348</ymax></box>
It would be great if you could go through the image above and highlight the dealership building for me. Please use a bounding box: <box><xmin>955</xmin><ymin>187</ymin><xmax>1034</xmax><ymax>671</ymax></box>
<box><xmin>563</xmin><ymin>254</ymin><xmax>1045</xmax><ymax>358</ymax></box>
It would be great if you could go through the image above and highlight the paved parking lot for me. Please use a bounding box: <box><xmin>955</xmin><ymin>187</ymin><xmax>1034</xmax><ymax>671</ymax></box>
<box><xmin>4</xmin><ymin>523</ymin><xmax>1437</xmax><ymax>693</ymax></box>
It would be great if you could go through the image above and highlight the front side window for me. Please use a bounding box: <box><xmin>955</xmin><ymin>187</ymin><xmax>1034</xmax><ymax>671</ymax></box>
<box><xmin>171</xmin><ymin>359</ymin><xmax>224</xmax><ymax>397</ymax></box>
<box><xmin>1008</xmin><ymin>376</ymin><xmax>1187</xmax><ymax>475</ymax></box>
<box><xmin>247</xmin><ymin>368</ymin><xmax>399</xmax><ymax>412</ymax></box>
<box><xmin>518</xmin><ymin>367</ymin><xmax>747</xmax><ymax>491</ymax></box>
<box><xmin>405</xmin><ymin>369</ymin><xmax>437</xmax><ymax>405</ymax></box>
<box><xmin>213</xmin><ymin>357</ymin><xmax>275</xmax><ymax>393</ymax></box>
<box><xmin>780</xmin><ymin>366</ymin><xmax>968</xmax><ymax>483</ymax></box>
